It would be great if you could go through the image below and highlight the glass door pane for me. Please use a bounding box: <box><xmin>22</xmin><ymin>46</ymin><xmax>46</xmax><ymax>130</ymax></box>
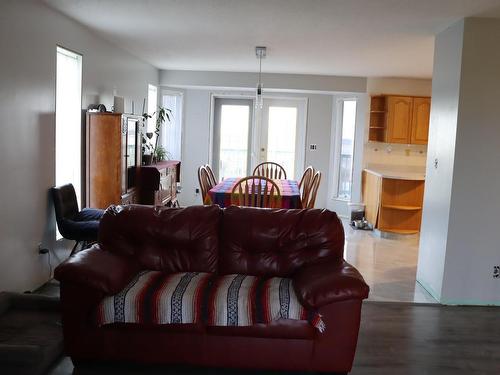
<box><xmin>266</xmin><ymin>106</ymin><xmax>297</xmax><ymax>179</ymax></box>
<box><xmin>213</xmin><ymin>99</ymin><xmax>252</xmax><ymax>180</ymax></box>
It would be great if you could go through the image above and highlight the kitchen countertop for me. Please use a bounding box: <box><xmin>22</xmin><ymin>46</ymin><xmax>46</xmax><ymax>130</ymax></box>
<box><xmin>364</xmin><ymin>165</ymin><xmax>426</xmax><ymax>181</ymax></box>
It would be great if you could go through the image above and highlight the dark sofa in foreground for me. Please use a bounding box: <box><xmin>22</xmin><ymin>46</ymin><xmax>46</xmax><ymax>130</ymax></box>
<box><xmin>55</xmin><ymin>205</ymin><xmax>369</xmax><ymax>374</ymax></box>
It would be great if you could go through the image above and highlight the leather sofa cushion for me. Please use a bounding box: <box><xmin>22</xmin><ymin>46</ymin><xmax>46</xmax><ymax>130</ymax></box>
<box><xmin>219</xmin><ymin>206</ymin><xmax>344</xmax><ymax>277</ymax></box>
<box><xmin>98</xmin><ymin>205</ymin><xmax>221</xmax><ymax>273</ymax></box>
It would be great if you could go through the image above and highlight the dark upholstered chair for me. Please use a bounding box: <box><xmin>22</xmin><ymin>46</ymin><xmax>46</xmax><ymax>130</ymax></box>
<box><xmin>51</xmin><ymin>184</ymin><xmax>104</xmax><ymax>255</ymax></box>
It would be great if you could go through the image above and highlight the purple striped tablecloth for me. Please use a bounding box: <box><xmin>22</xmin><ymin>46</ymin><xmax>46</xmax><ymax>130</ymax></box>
<box><xmin>205</xmin><ymin>177</ymin><xmax>302</xmax><ymax>209</ymax></box>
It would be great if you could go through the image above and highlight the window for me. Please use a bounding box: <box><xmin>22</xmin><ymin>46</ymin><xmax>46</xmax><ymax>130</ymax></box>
<box><xmin>56</xmin><ymin>46</ymin><xmax>82</xmax><ymax>217</ymax></box>
<box><xmin>335</xmin><ymin>100</ymin><xmax>357</xmax><ymax>200</ymax></box>
<box><xmin>161</xmin><ymin>92</ymin><xmax>183</xmax><ymax>161</ymax></box>
<box><xmin>147</xmin><ymin>84</ymin><xmax>157</xmax><ymax>132</ymax></box>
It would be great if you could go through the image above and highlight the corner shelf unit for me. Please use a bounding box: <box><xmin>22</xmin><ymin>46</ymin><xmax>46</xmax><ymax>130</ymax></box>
<box><xmin>369</xmin><ymin>96</ymin><xmax>387</xmax><ymax>142</ymax></box>
<box><xmin>362</xmin><ymin>170</ymin><xmax>425</xmax><ymax>235</ymax></box>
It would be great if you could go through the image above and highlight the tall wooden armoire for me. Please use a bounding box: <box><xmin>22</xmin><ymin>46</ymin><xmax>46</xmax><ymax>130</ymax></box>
<box><xmin>86</xmin><ymin>112</ymin><xmax>142</xmax><ymax>209</ymax></box>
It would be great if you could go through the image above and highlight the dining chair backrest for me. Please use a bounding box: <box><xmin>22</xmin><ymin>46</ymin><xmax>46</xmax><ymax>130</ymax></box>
<box><xmin>252</xmin><ymin>162</ymin><xmax>287</xmax><ymax>180</ymax></box>
<box><xmin>298</xmin><ymin>166</ymin><xmax>315</xmax><ymax>204</ymax></box>
<box><xmin>205</xmin><ymin>164</ymin><xmax>217</xmax><ymax>186</ymax></box>
<box><xmin>197</xmin><ymin>166</ymin><xmax>213</xmax><ymax>203</ymax></box>
<box><xmin>231</xmin><ymin>176</ymin><xmax>281</xmax><ymax>208</ymax></box>
<box><xmin>303</xmin><ymin>171</ymin><xmax>322</xmax><ymax>209</ymax></box>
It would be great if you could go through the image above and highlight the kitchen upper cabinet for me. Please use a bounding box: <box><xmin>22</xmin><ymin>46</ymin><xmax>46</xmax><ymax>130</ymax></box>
<box><xmin>410</xmin><ymin>97</ymin><xmax>431</xmax><ymax>145</ymax></box>
<box><xmin>386</xmin><ymin>96</ymin><xmax>413</xmax><ymax>144</ymax></box>
<box><xmin>369</xmin><ymin>95</ymin><xmax>431</xmax><ymax>145</ymax></box>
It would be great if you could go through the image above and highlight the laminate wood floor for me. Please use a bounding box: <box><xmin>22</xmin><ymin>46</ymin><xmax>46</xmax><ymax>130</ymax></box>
<box><xmin>48</xmin><ymin>301</ymin><xmax>500</xmax><ymax>375</ymax></box>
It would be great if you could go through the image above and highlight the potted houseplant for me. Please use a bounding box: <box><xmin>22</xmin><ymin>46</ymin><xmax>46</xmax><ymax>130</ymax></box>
<box><xmin>142</xmin><ymin>106</ymin><xmax>172</xmax><ymax>164</ymax></box>
<box><xmin>141</xmin><ymin>132</ymin><xmax>154</xmax><ymax>165</ymax></box>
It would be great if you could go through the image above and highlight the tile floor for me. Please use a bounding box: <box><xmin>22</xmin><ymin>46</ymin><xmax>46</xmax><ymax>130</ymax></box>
<box><xmin>342</xmin><ymin>220</ymin><xmax>437</xmax><ymax>303</ymax></box>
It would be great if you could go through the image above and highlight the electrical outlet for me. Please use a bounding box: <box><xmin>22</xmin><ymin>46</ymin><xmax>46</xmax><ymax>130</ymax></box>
<box><xmin>309</xmin><ymin>144</ymin><xmax>317</xmax><ymax>150</ymax></box>
<box><xmin>493</xmin><ymin>265</ymin><xmax>500</xmax><ymax>279</ymax></box>
<box><xmin>195</xmin><ymin>188</ymin><xmax>200</xmax><ymax>195</ymax></box>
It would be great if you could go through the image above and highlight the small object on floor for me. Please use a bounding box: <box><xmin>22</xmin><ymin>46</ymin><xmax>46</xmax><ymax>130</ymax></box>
<box><xmin>0</xmin><ymin>292</ymin><xmax>62</xmax><ymax>375</ymax></box>
<box><xmin>351</xmin><ymin>218</ymin><xmax>373</xmax><ymax>230</ymax></box>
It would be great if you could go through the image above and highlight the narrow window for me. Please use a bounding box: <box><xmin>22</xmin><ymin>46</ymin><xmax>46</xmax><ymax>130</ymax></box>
<box><xmin>56</xmin><ymin>46</ymin><xmax>82</xmax><ymax>213</ymax></box>
<box><xmin>336</xmin><ymin>100</ymin><xmax>357</xmax><ymax>200</ymax></box>
<box><xmin>147</xmin><ymin>84</ymin><xmax>158</xmax><ymax>132</ymax></box>
<box><xmin>161</xmin><ymin>92</ymin><xmax>183</xmax><ymax>161</ymax></box>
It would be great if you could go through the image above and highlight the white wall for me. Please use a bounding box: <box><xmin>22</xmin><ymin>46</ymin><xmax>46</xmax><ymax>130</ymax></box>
<box><xmin>418</xmin><ymin>18</ymin><xmax>500</xmax><ymax>305</ymax></box>
<box><xmin>441</xmin><ymin>18</ymin><xmax>500</xmax><ymax>304</ymax></box>
<box><xmin>417</xmin><ymin>21</ymin><xmax>464</xmax><ymax>301</ymax></box>
<box><xmin>161</xmin><ymin>70</ymin><xmax>366</xmax><ymax>93</ymax></box>
<box><xmin>364</xmin><ymin>77</ymin><xmax>432</xmax><ymax>169</ymax></box>
<box><xmin>0</xmin><ymin>0</ymin><xmax>158</xmax><ymax>292</ymax></box>
<box><xmin>160</xmin><ymin>70</ymin><xmax>367</xmax><ymax>210</ymax></box>
<box><xmin>174</xmin><ymin>87</ymin><xmax>340</xmax><ymax>209</ymax></box>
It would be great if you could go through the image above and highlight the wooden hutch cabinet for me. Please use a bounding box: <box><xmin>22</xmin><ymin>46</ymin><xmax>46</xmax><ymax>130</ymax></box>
<box><xmin>86</xmin><ymin>112</ymin><xmax>142</xmax><ymax>209</ymax></box>
<box><xmin>138</xmin><ymin>161</ymin><xmax>180</xmax><ymax>206</ymax></box>
<box><xmin>369</xmin><ymin>95</ymin><xmax>431</xmax><ymax>145</ymax></box>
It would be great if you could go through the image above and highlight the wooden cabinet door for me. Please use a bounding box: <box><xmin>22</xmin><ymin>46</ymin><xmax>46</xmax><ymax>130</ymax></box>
<box><xmin>410</xmin><ymin>97</ymin><xmax>431</xmax><ymax>145</ymax></box>
<box><xmin>87</xmin><ymin>114</ymin><xmax>122</xmax><ymax>209</ymax></box>
<box><xmin>386</xmin><ymin>96</ymin><xmax>412</xmax><ymax>144</ymax></box>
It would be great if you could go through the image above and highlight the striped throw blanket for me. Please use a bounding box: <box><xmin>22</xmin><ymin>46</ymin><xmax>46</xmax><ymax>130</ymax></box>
<box><xmin>96</xmin><ymin>271</ymin><xmax>325</xmax><ymax>332</ymax></box>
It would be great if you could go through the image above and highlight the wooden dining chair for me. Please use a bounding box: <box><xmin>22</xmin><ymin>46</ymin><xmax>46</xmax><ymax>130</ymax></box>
<box><xmin>252</xmin><ymin>162</ymin><xmax>287</xmax><ymax>180</ymax></box>
<box><xmin>197</xmin><ymin>166</ymin><xmax>213</xmax><ymax>203</ymax></box>
<box><xmin>298</xmin><ymin>166</ymin><xmax>315</xmax><ymax>204</ymax></box>
<box><xmin>205</xmin><ymin>164</ymin><xmax>217</xmax><ymax>186</ymax></box>
<box><xmin>303</xmin><ymin>171</ymin><xmax>322</xmax><ymax>208</ymax></box>
<box><xmin>231</xmin><ymin>176</ymin><xmax>281</xmax><ymax>208</ymax></box>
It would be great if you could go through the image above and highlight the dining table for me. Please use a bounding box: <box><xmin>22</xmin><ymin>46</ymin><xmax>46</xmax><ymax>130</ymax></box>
<box><xmin>204</xmin><ymin>177</ymin><xmax>302</xmax><ymax>209</ymax></box>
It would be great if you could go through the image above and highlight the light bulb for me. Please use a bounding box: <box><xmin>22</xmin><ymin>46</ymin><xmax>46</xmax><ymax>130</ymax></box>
<box><xmin>255</xmin><ymin>83</ymin><xmax>263</xmax><ymax>109</ymax></box>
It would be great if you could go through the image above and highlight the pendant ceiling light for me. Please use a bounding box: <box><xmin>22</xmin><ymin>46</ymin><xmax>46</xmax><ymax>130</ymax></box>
<box><xmin>255</xmin><ymin>46</ymin><xmax>266</xmax><ymax>109</ymax></box>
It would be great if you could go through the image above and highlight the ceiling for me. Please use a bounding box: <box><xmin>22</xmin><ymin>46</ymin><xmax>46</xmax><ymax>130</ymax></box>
<box><xmin>44</xmin><ymin>0</ymin><xmax>500</xmax><ymax>78</ymax></box>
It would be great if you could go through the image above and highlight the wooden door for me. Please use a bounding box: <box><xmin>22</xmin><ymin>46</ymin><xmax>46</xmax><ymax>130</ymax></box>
<box><xmin>86</xmin><ymin>113</ymin><xmax>122</xmax><ymax>209</ymax></box>
<box><xmin>386</xmin><ymin>96</ymin><xmax>412</xmax><ymax>144</ymax></box>
<box><xmin>410</xmin><ymin>97</ymin><xmax>431</xmax><ymax>145</ymax></box>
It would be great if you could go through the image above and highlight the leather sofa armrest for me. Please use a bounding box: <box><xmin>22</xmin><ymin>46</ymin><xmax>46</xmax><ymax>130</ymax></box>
<box><xmin>54</xmin><ymin>245</ymin><xmax>141</xmax><ymax>295</ymax></box>
<box><xmin>293</xmin><ymin>260</ymin><xmax>369</xmax><ymax>310</ymax></box>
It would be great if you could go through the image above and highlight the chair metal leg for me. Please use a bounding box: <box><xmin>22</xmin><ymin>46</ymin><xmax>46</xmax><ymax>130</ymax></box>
<box><xmin>70</xmin><ymin>241</ymin><xmax>80</xmax><ymax>256</ymax></box>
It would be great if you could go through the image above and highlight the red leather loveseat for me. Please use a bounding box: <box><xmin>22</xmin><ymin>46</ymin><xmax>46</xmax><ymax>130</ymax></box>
<box><xmin>55</xmin><ymin>205</ymin><xmax>369</xmax><ymax>373</ymax></box>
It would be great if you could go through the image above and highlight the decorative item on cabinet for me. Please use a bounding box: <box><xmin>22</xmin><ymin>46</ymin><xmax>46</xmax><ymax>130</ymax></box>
<box><xmin>86</xmin><ymin>112</ymin><xmax>143</xmax><ymax>209</ymax></box>
<box><xmin>368</xmin><ymin>95</ymin><xmax>431</xmax><ymax>145</ymax></box>
<box><xmin>137</xmin><ymin>160</ymin><xmax>181</xmax><ymax>207</ymax></box>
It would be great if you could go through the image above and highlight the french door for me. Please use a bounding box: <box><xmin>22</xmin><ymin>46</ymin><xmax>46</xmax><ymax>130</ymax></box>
<box><xmin>259</xmin><ymin>99</ymin><xmax>306</xmax><ymax>180</ymax></box>
<box><xmin>212</xmin><ymin>97</ymin><xmax>306</xmax><ymax>181</ymax></box>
